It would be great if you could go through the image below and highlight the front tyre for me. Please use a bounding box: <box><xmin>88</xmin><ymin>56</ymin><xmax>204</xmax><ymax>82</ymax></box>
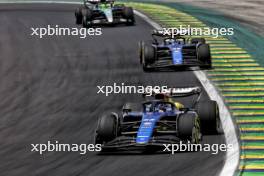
<box><xmin>178</xmin><ymin>113</ymin><xmax>201</xmax><ymax>144</ymax></box>
<box><xmin>196</xmin><ymin>100</ymin><xmax>221</xmax><ymax>134</ymax></box>
<box><xmin>191</xmin><ymin>38</ymin><xmax>206</xmax><ymax>44</ymax></box>
<box><xmin>123</xmin><ymin>7</ymin><xmax>135</xmax><ymax>25</ymax></box>
<box><xmin>197</xmin><ymin>44</ymin><xmax>212</xmax><ymax>69</ymax></box>
<box><xmin>143</xmin><ymin>45</ymin><xmax>155</xmax><ymax>64</ymax></box>
<box><xmin>82</xmin><ymin>9</ymin><xmax>92</xmax><ymax>28</ymax></box>
<box><xmin>142</xmin><ymin>45</ymin><xmax>155</xmax><ymax>72</ymax></box>
<box><xmin>95</xmin><ymin>113</ymin><xmax>119</xmax><ymax>145</ymax></box>
<box><xmin>75</xmin><ymin>6</ymin><xmax>83</xmax><ymax>25</ymax></box>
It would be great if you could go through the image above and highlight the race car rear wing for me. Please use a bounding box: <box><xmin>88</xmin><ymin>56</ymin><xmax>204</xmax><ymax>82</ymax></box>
<box><xmin>152</xmin><ymin>29</ymin><xmax>192</xmax><ymax>38</ymax></box>
<box><xmin>168</xmin><ymin>87</ymin><xmax>202</xmax><ymax>96</ymax></box>
<box><xmin>143</xmin><ymin>86</ymin><xmax>202</xmax><ymax>108</ymax></box>
<box><xmin>146</xmin><ymin>86</ymin><xmax>202</xmax><ymax>97</ymax></box>
<box><xmin>84</xmin><ymin>0</ymin><xmax>114</xmax><ymax>4</ymax></box>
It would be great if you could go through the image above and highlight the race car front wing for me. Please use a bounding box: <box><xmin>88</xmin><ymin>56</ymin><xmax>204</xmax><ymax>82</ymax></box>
<box><xmin>100</xmin><ymin>135</ymin><xmax>183</xmax><ymax>151</ymax></box>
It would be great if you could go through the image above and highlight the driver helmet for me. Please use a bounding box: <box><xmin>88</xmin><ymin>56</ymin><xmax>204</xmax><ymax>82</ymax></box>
<box><xmin>157</xmin><ymin>104</ymin><xmax>167</xmax><ymax>113</ymax></box>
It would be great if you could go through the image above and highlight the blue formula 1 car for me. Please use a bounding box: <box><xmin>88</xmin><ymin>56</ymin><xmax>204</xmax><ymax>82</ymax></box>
<box><xmin>75</xmin><ymin>0</ymin><xmax>135</xmax><ymax>27</ymax></box>
<box><xmin>94</xmin><ymin>87</ymin><xmax>220</xmax><ymax>152</ymax></box>
<box><xmin>139</xmin><ymin>30</ymin><xmax>212</xmax><ymax>72</ymax></box>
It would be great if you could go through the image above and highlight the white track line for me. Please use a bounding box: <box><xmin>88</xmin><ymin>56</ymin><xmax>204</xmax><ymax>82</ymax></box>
<box><xmin>1</xmin><ymin>1</ymin><xmax>240</xmax><ymax>176</ymax></box>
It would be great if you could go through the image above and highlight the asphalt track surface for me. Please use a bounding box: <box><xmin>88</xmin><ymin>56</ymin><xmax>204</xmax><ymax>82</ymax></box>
<box><xmin>0</xmin><ymin>3</ymin><xmax>225</xmax><ymax>176</ymax></box>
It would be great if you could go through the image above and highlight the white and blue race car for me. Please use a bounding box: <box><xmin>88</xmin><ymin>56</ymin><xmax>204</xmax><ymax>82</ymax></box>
<box><xmin>75</xmin><ymin>0</ymin><xmax>135</xmax><ymax>27</ymax></box>
<box><xmin>139</xmin><ymin>30</ymin><xmax>212</xmax><ymax>72</ymax></box>
<box><xmin>95</xmin><ymin>87</ymin><xmax>220</xmax><ymax>152</ymax></box>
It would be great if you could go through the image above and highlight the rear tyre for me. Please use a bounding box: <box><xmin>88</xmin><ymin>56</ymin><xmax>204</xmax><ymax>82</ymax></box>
<box><xmin>196</xmin><ymin>100</ymin><xmax>220</xmax><ymax>134</ymax></box>
<box><xmin>75</xmin><ymin>6</ymin><xmax>83</xmax><ymax>24</ymax></box>
<box><xmin>178</xmin><ymin>113</ymin><xmax>201</xmax><ymax>144</ymax></box>
<box><xmin>197</xmin><ymin>44</ymin><xmax>212</xmax><ymax>69</ymax></box>
<box><xmin>191</xmin><ymin>38</ymin><xmax>206</xmax><ymax>44</ymax></box>
<box><xmin>123</xmin><ymin>7</ymin><xmax>135</xmax><ymax>25</ymax></box>
<box><xmin>95</xmin><ymin>113</ymin><xmax>119</xmax><ymax>145</ymax></box>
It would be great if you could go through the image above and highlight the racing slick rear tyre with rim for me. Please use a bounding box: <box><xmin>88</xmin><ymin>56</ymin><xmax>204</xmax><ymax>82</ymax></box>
<box><xmin>178</xmin><ymin>113</ymin><xmax>201</xmax><ymax>144</ymax></box>
<box><xmin>75</xmin><ymin>6</ymin><xmax>83</xmax><ymax>25</ymax></box>
<box><xmin>197</xmin><ymin>44</ymin><xmax>212</xmax><ymax>69</ymax></box>
<box><xmin>196</xmin><ymin>100</ymin><xmax>221</xmax><ymax>135</ymax></box>
<box><xmin>191</xmin><ymin>38</ymin><xmax>206</xmax><ymax>44</ymax></box>
<box><xmin>95</xmin><ymin>113</ymin><xmax>119</xmax><ymax>145</ymax></box>
<box><xmin>123</xmin><ymin>7</ymin><xmax>135</xmax><ymax>25</ymax></box>
<box><xmin>82</xmin><ymin>9</ymin><xmax>92</xmax><ymax>28</ymax></box>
